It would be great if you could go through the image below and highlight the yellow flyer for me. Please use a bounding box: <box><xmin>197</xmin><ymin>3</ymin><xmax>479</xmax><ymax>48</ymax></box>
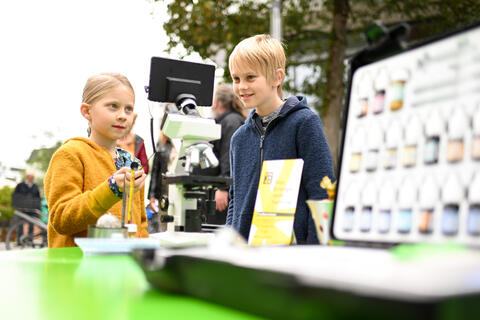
<box><xmin>248</xmin><ymin>159</ymin><xmax>304</xmax><ymax>246</ymax></box>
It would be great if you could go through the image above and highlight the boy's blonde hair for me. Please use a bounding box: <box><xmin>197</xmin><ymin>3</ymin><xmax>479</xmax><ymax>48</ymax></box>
<box><xmin>229</xmin><ymin>34</ymin><xmax>286</xmax><ymax>98</ymax></box>
<box><xmin>82</xmin><ymin>72</ymin><xmax>134</xmax><ymax>136</ymax></box>
<box><xmin>82</xmin><ymin>72</ymin><xmax>134</xmax><ymax>105</ymax></box>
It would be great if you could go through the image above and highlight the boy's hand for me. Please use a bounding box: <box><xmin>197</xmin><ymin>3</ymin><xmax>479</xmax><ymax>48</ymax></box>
<box><xmin>215</xmin><ymin>189</ymin><xmax>229</xmax><ymax>211</ymax></box>
<box><xmin>113</xmin><ymin>167</ymin><xmax>146</xmax><ymax>193</ymax></box>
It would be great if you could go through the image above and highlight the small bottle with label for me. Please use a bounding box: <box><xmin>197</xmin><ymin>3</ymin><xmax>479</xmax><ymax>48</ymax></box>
<box><xmin>423</xmin><ymin>111</ymin><xmax>443</xmax><ymax>165</ymax></box>
<box><xmin>418</xmin><ymin>176</ymin><xmax>438</xmax><ymax>234</ymax></box>
<box><xmin>357</xmin><ymin>73</ymin><xmax>371</xmax><ymax>117</ymax></box>
<box><xmin>447</xmin><ymin>108</ymin><xmax>467</xmax><ymax>163</ymax></box>
<box><xmin>471</xmin><ymin>107</ymin><xmax>480</xmax><ymax>161</ymax></box>
<box><xmin>360</xmin><ymin>181</ymin><xmax>376</xmax><ymax>232</ymax></box>
<box><xmin>373</xmin><ymin>68</ymin><xmax>388</xmax><ymax>114</ymax></box>
<box><xmin>366</xmin><ymin>123</ymin><xmax>382</xmax><ymax>172</ymax></box>
<box><xmin>467</xmin><ymin>173</ymin><xmax>480</xmax><ymax>236</ymax></box>
<box><xmin>377</xmin><ymin>180</ymin><xmax>395</xmax><ymax>234</ymax></box>
<box><xmin>390</xmin><ymin>68</ymin><xmax>409</xmax><ymax>111</ymax></box>
<box><xmin>349</xmin><ymin>127</ymin><xmax>364</xmax><ymax>173</ymax></box>
<box><xmin>384</xmin><ymin>121</ymin><xmax>401</xmax><ymax>170</ymax></box>
<box><xmin>402</xmin><ymin>116</ymin><xmax>421</xmax><ymax>168</ymax></box>
<box><xmin>441</xmin><ymin>174</ymin><xmax>463</xmax><ymax>236</ymax></box>
<box><xmin>398</xmin><ymin>178</ymin><xmax>416</xmax><ymax>234</ymax></box>
<box><xmin>343</xmin><ymin>182</ymin><xmax>360</xmax><ymax>232</ymax></box>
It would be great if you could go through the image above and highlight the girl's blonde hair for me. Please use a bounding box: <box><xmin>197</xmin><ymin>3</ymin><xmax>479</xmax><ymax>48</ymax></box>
<box><xmin>82</xmin><ymin>72</ymin><xmax>134</xmax><ymax>136</ymax></box>
<box><xmin>82</xmin><ymin>72</ymin><xmax>134</xmax><ymax>105</ymax></box>
<box><xmin>215</xmin><ymin>84</ymin><xmax>247</xmax><ymax>119</ymax></box>
<box><xmin>228</xmin><ymin>34</ymin><xmax>286</xmax><ymax>98</ymax></box>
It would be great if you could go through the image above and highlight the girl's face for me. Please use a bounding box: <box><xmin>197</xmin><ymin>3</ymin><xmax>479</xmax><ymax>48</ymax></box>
<box><xmin>86</xmin><ymin>84</ymin><xmax>135</xmax><ymax>147</ymax></box>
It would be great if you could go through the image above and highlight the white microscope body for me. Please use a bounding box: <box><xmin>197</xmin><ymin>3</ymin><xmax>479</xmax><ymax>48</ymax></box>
<box><xmin>161</xmin><ymin>112</ymin><xmax>221</xmax><ymax>232</ymax></box>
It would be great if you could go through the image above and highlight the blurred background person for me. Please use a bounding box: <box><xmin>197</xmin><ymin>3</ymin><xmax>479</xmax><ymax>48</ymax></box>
<box><xmin>117</xmin><ymin>117</ymin><xmax>149</xmax><ymax>174</ymax></box>
<box><xmin>147</xmin><ymin>129</ymin><xmax>176</xmax><ymax>232</ymax></box>
<box><xmin>11</xmin><ymin>171</ymin><xmax>41</xmax><ymax>244</ymax></box>
<box><xmin>194</xmin><ymin>84</ymin><xmax>246</xmax><ymax>225</ymax></box>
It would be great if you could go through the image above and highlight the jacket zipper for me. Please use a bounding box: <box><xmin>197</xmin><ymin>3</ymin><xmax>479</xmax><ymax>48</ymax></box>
<box><xmin>254</xmin><ymin>120</ymin><xmax>271</xmax><ymax>167</ymax></box>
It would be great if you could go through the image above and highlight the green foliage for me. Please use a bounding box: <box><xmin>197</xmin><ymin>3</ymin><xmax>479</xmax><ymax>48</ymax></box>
<box><xmin>0</xmin><ymin>186</ymin><xmax>14</xmax><ymax>221</ymax></box>
<box><xmin>26</xmin><ymin>141</ymin><xmax>62</xmax><ymax>173</ymax></box>
<box><xmin>158</xmin><ymin>0</ymin><xmax>480</xmax><ymax>115</ymax></box>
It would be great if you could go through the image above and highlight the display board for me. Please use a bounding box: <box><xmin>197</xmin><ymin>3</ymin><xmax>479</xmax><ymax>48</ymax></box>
<box><xmin>333</xmin><ymin>24</ymin><xmax>480</xmax><ymax>246</ymax></box>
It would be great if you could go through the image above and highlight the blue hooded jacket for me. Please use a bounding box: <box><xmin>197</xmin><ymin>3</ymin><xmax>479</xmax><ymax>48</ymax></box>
<box><xmin>226</xmin><ymin>95</ymin><xmax>335</xmax><ymax>244</ymax></box>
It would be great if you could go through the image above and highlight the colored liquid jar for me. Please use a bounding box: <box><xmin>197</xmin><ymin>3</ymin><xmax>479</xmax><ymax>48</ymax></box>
<box><xmin>349</xmin><ymin>127</ymin><xmax>364</xmax><ymax>173</ymax></box>
<box><xmin>373</xmin><ymin>68</ymin><xmax>388</xmax><ymax>114</ymax></box>
<box><xmin>397</xmin><ymin>209</ymin><xmax>412</xmax><ymax>233</ymax></box>
<box><xmin>360</xmin><ymin>206</ymin><xmax>372</xmax><ymax>232</ymax></box>
<box><xmin>418</xmin><ymin>208</ymin><xmax>434</xmax><ymax>234</ymax></box>
<box><xmin>442</xmin><ymin>204</ymin><xmax>459</xmax><ymax>236</ymax></box>
<box><xmin>402</xmin><ymin>145</ymin><xmax>417</xmax><ymax>167</ymax></box>
<box><xmin>378</xmin><ymin>180</ymin><xmax>395</xmax><ymax>234</ymax></box>
<box><xmin>424</xmin><ymin>136</ymin><xmax>440</xmax><ymax>165</ymax></box>
<box><xmin>343</xmin><ymin>206</ymin><xmax>355</xmax><ymax>232</ymax></box>
<box><xmin>384</xmin><ymin>121</ymin><xmax>401</xmax><ymax>170</ymax></box>
<box><xmin>350</xmin><ymin>153</ymin><xmax>361</xmax><ymax>173</ymax></box>
<box><xmin>365</xmin><ymin>149</ymin><xmax>378</xmax><ymax>172</ymax></box>
<box><xmin>472</xmin><ymin>135</ymin><xmax>480</xmax><ymax>160</ymax></box>
<box><xmin>467</xmin><ymin>204</ymin><xmax>480</xmax><ymax>236</ymax></box>
<box><xmin>447</xmin><ymin>139</ymin><xmax>464</xmax><ymax>163</ymax></box>
<box><xmin>402</xmin><ymin>116</ymin><xmax>421</xmax><ymax>168</ymax></box>
<box><xmin>446</xmin><ymin>108</ymin><xmax>467</xmax><ymax>163</ymax></box>
<box><xmin>366</xmin><ymin>123</ymin><xmax>382</xmax><ymax>172</ymax></box>
<box><xmin>423</xmin><ymin>111</ymin><xmax>443</xmax><ymax>165</ymax></box>
<box><xmin>378</xmin><ymin>210</ymin><xmax>391</xmax><ymax>233</ymax></box>
<box><xmin>373</xmin><ymin>90</ymin><xmax>385</xmax><ymax>114</ymax></box>
<box><xmin>359</xmin><ymin>98</ymin><xmax>368</xmax><ymax>117</ymax></box>
<box><xmin>472</xmin><ymin>108</ymin><xmax>480</xmax><ymax>160</ymax></box>
<box><xmin>384</xmin><ymin>148</ymin><xmax>397</xmax><ymax>169</ymax></box>
<box><xmin>390</xmin><ymin>80</ymin><xmax>406</xmax><ymax>111</ymax></box>
<box><xmin>418</xmin><ymin>176</ymin><xmax>438</xmax><ymax>234</ymax></box>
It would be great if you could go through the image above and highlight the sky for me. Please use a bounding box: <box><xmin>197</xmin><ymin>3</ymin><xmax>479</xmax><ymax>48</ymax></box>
<box><xmin>0</xmin><ymin>0</ymin><xmax>210</xmax><ymax>168</ymax></box>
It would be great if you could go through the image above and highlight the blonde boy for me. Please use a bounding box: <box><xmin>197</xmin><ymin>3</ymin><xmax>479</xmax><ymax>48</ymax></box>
<box><xmin>226</xmin><ymin>34</ymin><xmax>335</xmax><ymax>244</ymax></box>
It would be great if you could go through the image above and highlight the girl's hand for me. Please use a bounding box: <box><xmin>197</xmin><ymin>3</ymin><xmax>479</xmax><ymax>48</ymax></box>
<box><xmin>113</xmin><ymin>167</ymin><xmax>147</xmax><ymax>193</ymax></box>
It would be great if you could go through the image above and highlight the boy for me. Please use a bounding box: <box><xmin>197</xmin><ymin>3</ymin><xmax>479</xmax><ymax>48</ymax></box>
<box><xmin>226</xmin><ymin>34</ymin><xmax>335</xmax><ymax>244</ymax></box>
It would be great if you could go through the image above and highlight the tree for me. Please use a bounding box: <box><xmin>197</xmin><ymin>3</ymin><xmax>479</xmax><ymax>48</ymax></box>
<box><xmin>0</xmin><ymin>186</ymin><xmax>15</xmax><ymax>221</ymax></box>
<box><xmin>26</xmin><ymin>141</ymin><xmax>62</xmax><ymax>173</ymax></box>
<box><xmin>158</xmin><ymin>0</ymin><xmax>480</xmax><ymax>169</ymax></box>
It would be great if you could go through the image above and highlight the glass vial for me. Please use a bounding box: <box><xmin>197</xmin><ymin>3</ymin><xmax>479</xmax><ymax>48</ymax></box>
<box><xmin>472</xmin><ymin>107</ymin><xmax>480</xmax><ymax>160</ymax></box>
<box><xmin>390</xmin><ymin>69</ymin><xmax>409</xmax><ymax>111</ymax></box>
<box><xmin>423</xmin><ymin>111</ymin><xmax>443</xmax><ymax>165</ymax></box>
<box><xmin>343</xmin><ymin>206</ymin><xmax>355</xmax><ymax>232</ymax></box>
<box><xmin>366</xmin><ymin>123</ymin><xmax>382</xmax><ymax>172</ymax></box>
<box><xmin>398</xmin><ymin>178</ymin><xmax>416</xmax><ymax>234</ymax></box>
<box><xmin>360</xmin><ymin>206</ymin><xmax>373</xmax><ymax>232</ymax></box>
<box><xmin>378</xmin><ymin>180</ymin><xmax>395</xmax><ymax>234</ymax></box>
<box><xmin>447</xmin><ymin>109</ymin><xmax>467</xmax><ymax>163</ymax></box>
<box><xmin>442</xmin><ymin>204</ymin><xmax>459</xmax><ymax>236</ymax></box>
<box><xmin>373</xmin><ymin>68</ymin><xmax>388</xmax><ymax>114</ymax></box>
<box><xmin>349</xmin><ymin>127</ymin><xmax>364</xmax><ymax>173</ymax></box>
<box><xmin>356</xmin><ymin>73</ymin><xmax>371</xmax><ymax>117</ymax></box>
<box><xmin>402</xmin><ymin>116</ymin><xmax>421</xmax><ymax>168</ymax></box>
<box><xmin>384</xmin><ymin>121</ymin><xmax>401</xmax><ymax>170</ymax></box>
<box><xmin>418</xmin><ymin>176</ymin><xmax>438</xmax><ymax>234</ymax></box>
<box><xmin>467</xmin><ymin>204</ymin><xmax>480</xmax><ymax>236</ymax></box>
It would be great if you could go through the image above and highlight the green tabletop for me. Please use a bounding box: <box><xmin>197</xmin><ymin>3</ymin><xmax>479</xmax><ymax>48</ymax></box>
<box><xmin>0</xmin><ymin>247</ymin><xmax>261</xmax><ymax>320</ymax></box>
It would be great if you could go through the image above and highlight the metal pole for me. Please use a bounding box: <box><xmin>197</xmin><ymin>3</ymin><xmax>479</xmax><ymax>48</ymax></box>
<box><xmin>270</xmin><ymin>0</ymin><xmax>282</xmax><ymax>41</ymax></box>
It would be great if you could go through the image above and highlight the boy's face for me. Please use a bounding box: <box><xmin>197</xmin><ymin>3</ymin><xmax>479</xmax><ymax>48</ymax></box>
<box><xmin>231</xmin><ymin>65</ymin><xmax>282</xmax><ymax>116</ymax></box>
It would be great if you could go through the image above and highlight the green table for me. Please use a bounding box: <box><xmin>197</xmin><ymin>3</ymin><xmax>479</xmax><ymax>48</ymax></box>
<box><xmin>0</xmin><ymin>248</ymin><xmax>261</xmax><ymax>320</ymax></box>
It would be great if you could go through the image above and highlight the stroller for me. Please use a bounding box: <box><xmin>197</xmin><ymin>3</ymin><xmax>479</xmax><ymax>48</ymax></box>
<box><xmin>5</xmin><ymin>194</ymin><xmax>48</xmax><ymax>250</ymax></box>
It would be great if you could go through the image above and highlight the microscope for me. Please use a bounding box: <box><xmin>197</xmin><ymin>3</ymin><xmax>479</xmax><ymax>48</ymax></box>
<box><xmin>146</xmin><ymin>57</ymin><xmax>232</xmax><ymax>232</ymax></box>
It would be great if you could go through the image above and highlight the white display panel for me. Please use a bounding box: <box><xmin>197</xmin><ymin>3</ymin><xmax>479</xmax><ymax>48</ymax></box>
<box><xmin>333</xmin><ymin>25</ymin><xmax>480</xmax><ymax>246</ymax></box>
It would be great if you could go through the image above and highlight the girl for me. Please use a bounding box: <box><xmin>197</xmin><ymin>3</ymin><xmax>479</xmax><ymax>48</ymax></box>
<box><xmin>44</xmin><ymin>72</ymin><xmax>148</xmax><ymax>248</ymax></box>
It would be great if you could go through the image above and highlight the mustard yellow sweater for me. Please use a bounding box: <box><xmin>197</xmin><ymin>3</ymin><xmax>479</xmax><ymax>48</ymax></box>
<box><xmin>44</xmin><ymin>137</ymin><xmax>148</xmax><ymax>248</ymax></box>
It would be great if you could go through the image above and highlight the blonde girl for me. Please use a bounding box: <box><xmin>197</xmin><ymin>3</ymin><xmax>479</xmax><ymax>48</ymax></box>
<box><xmin>44</xmin><ymin>72</ymin><xmax>148</xmax><ymax>248</ymax></box>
